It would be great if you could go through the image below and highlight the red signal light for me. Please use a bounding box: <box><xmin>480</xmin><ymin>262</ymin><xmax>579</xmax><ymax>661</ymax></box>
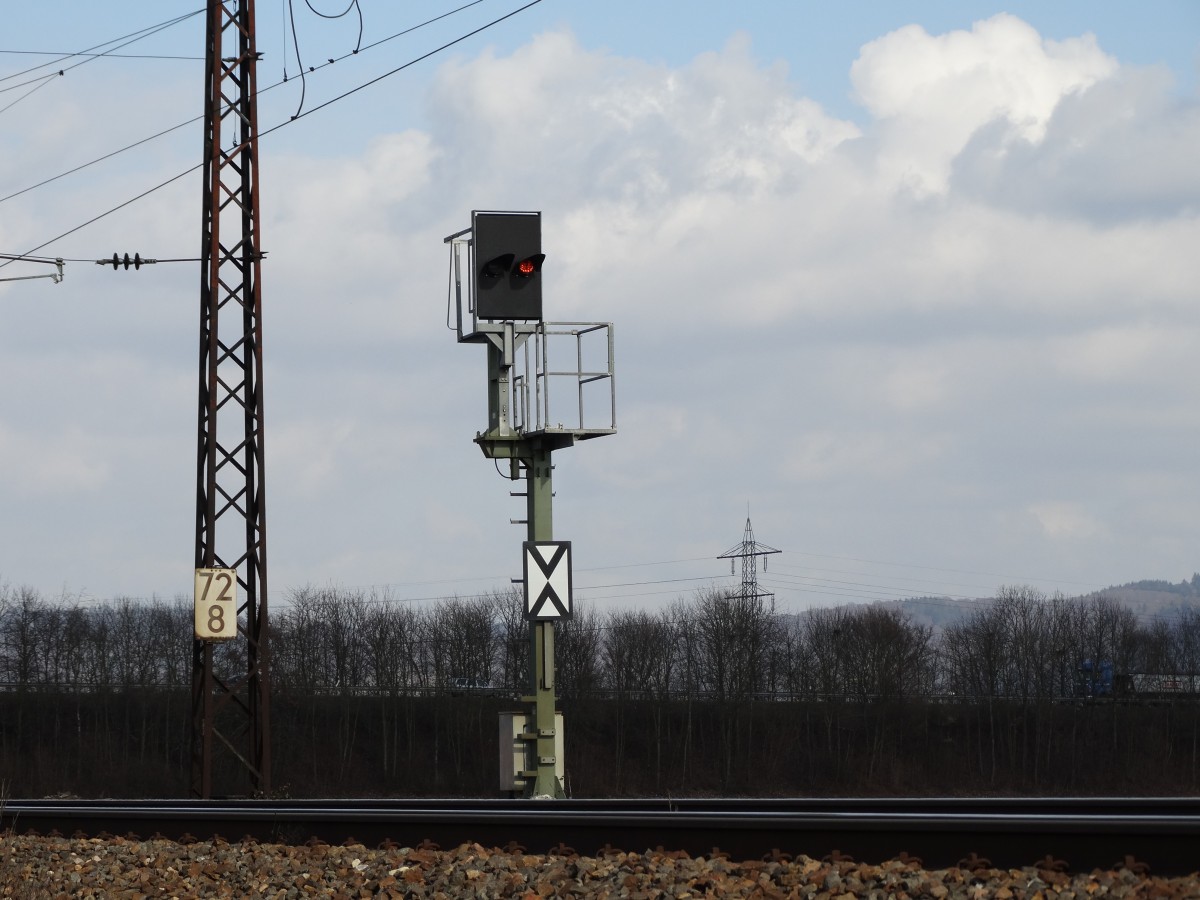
<box><xmin>514</xmin><ymin>253</ymin><xmax>546</xmax><ymax>278</ymax></box>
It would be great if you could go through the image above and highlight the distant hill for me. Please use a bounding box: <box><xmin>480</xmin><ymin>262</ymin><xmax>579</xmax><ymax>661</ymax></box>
<box><xmin>888</xmin><ymin>596</ymin><xmax>991</xmax><ymax>631</ymax></box>
<box><xmin>1097</xmin><ymin>577</ymin><xmax>1200</xmax><ymax>624</ymax></box>
<box><xmin>870</xmin><ymin>576</ymin><xmax>1200</xmax><ymax>633</ymax></box>
<box><xmin>1110</xmin><ymin>576</ymin><xmax>1200</xmax><ymax>598</ymax></box>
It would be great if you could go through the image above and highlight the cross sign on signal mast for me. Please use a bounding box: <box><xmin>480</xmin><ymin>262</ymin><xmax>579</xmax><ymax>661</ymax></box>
<box><xmin>523</xmin><ymin>541</ymin><xmax>573</xmax><ymax>620</ymax></box>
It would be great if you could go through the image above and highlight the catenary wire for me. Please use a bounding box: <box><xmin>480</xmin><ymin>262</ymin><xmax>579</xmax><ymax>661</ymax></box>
<box><xmin>30</xmin><ymin>586</ymin><xmax>1200</xmax><ymax>652</ymax></box>
<box><xmin>0</xmin><ymin>50</ymin><xmax>201</xmax><ymax>61</ymax></box>
<box><xmin>0</xmin><ymin>12</ymin><xmax>200</xmax><ymax>121</ymax></box>
<box><xmin>0</xmin><ymin>14</ymin><xmax>1176</xmax><ymax>619</ymax></box>
<box><xmin>33</xmin><ymin>567</ymin><xmax>1200</xmax><ymax>635</ymax></box>
<box><xmin>0</xmin><ymin>0</ymin><xmax>491</xmax><ymax>209</ymax></box>
<box><xmin>777</xmin><ymin>548</ymin><xmax>1101</xmax><ymax>590</ymax></box>
<box><xmin>286</xmin><ymin>0</ymin><xmax>363</xmax><ymax>118</ymax></box>
<box><xmin>286</xmin><ymin>0</ymin><xmax>310</xmax><ymax>116</ymax></box>
<box><xmin>305</xmin><ymin>0</ymin><xmax>361</xmax><ymax>19</ymax></box>
<box><xmin>278</xmin><ymin>0</ymin><xmax>540</xmax><ymax>123</ymax></box>
<box><xmin>0</xmin><ymin>10</ymin><xmax>202</xmax><ymax>91</ymax></box>
<box><xmin>0</xmin><ymin>0</ymin><xmax>544</xmax><ymax>271</ymax></box>
<box><xmin>260</xmin><ymin>550</ymin><xmax>1127</xmax><ymax>611</ymax></box>
<box><xmin>0</xmin><ymin>72</ymin><xmax>59</xmax><ymax>116</ymax></box>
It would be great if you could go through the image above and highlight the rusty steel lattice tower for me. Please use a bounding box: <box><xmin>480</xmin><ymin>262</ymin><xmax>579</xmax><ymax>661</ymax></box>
<box><xmin>190</xmin><ymin>0</ymin><xmax>271</xmax><ymax>798</ymax></box>
<box><xmin>718</xmin><ymin>516</ymin><xmax>780</xmax><ymax>609</ymax></box>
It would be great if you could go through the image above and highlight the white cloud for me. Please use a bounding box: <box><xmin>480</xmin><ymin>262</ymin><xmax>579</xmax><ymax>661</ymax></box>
<box><xmin>954</xmin><ymin>65</ymin><xmax>1200</xmax><ymax>221</ymax></box>
<box><xmin>850</xmin><ymin>14</ymin><xmax>1117</xmax><ymax>194</ymax></box>
<box><xmin>1028</xmin><ymin>502</ymin><xmax>1108</xmax><ymax>541</ymax></box>
<box><xmin>881</xmin><ymin>358</ymin><xmax>955</xmax><ymax>413</ymax></box>
<box><xmin>1050</xmin><ymin>324</ymin><xmax>1196</xmax><ymax>384</ymax></box>
<box><xmin>3</xmin><ymin>12</ymin><xmax>1200</xmax><ymax>600</ymax></box>
<box><xmin>782</xmin><ymin>429</ymin><xmax>949</xmax><ymax>482</ymax></box>
<box><xmin>430</xmin><ymin>32</ymin><xmax>860</xmax><ymax>200</ymax></box>
<box><xmin>399</xmin><ymin>22</ymin><xmax>1199</xmax><ymax>339</ymax></box>
<box><xmin>0</xmin><ymin>423</ymin><xmax>109</xmax><ymax>494</ymax></box>
<box><xmin>270</xmin><ymin>416</ymin><xmax>358</xmax><ymax>497</ymax></box>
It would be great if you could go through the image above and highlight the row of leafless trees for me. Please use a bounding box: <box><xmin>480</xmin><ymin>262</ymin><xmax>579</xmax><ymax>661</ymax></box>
<box><xmin>0</xmin><ymin>587</ymin><xmax>192</xmax><ymax>690</ymax></box>
<box><xmin>2</xmin><ymin>582</ymin><xmax>1198</xmax><ymax>701</ymax></box>
<box><xmin>4</xmin><ymin>582</ymin><xmax>1200</xmax><ymax>797</ymax></box>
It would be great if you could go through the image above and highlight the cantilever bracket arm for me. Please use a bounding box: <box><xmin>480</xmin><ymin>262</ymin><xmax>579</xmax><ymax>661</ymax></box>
<box><xmin>0</xmin><ymin>256</ymin><xmax>64</xmax><ymax>284</ymax></box>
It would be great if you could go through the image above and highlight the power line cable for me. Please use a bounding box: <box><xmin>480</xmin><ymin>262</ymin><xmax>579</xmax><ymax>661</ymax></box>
<box><xmin>762</xmin><ymin>574</ymin><xmax>968</xmax><ymax>602</ymax></box>
<box><xmin>770</xmin><ymin>561</ymin><xmax>1003</xmax><ymax>594</ymax></box>
<box><xmin>776</xmin><ymin>549</ymin><xmax>1101</xmax><ymax>589</ymax></box>
<box><xmin>0</xmin><ymin>115</ymin><xmax>202</xmax><ymax>207</ymax></box>
<box><xmin>0</xmin><ymin>0</ymin><xmax>544</xmax><ymax>271</ymax></box>
<box><xmin>0</xmin><ymin>50</ymin><xmax>201</xmax><ymax>61</ymax></box>
<box><xmin>263</xmin><ymin>550</ymin><xmax>1122</xmax><ymax>612</ymax></box>
<box><xmin>24</xmin><ymin>571</ymin><xmax>1200</xmax><ymax>637</ymax></box>
<box><xmin>304</xmin><ymin>0</ymin><xmax>361</xmax><ymax>20</ymax></box>
<box><xmin>279</xmin><ymin>0</ymin><xmax>535</xmax><ymax>123</ymax></box>
<box><xmin>0</xmin><ymin>11</ymin><xmax>201</xmax><ymax>120</ymax></box>
<box><xmin>286</xmin><ymin>0</ymin><xmax>310</xmax><ymax>116</ymax></box>
<box><xmin>0</xmin><ymin>0</ymin><xmax>491</xmax><ymax>209</ymax></box>
<box><xmin>286</xmin><ymin>0</ymin><xmax>363</xmax><ymax>118</ymax></box>
<box><xmin>0</xmin><ymin>166</ymin><xmax>202</xmax><ymax>269</ymax></box>
<box><xmin>0</xmin><ymin>10</ymin><xmax>202</xmax><ymax>90</ymax></box>
<box><xmin>0</xmin><ymin>71</ymin><xmax>59</xmax><ymax>116</ymax></box>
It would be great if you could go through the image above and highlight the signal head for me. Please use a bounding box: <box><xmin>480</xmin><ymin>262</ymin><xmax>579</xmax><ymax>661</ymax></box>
<box><xmin>472</xmin><ymin>211</ymin><xmax>544</xmax><ymax>321</ymax></box>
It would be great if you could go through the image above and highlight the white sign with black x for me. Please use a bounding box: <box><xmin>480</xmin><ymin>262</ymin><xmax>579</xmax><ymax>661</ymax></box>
<box><xmin>523</xmin><ymin>540</ymin><xmax>573</xmax><ymax>620</ymax></box>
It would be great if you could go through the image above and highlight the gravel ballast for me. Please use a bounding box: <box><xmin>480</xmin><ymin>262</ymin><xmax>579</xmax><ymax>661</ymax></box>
<box><xmin>2</xmin><ymin>834</ymin><xmax>1198</xmax><ymax>898</ymax></box>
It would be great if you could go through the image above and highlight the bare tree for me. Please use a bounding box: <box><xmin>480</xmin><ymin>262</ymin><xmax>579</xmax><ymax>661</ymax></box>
<box><xmin>691</xmin><ymin>587</ymin><xmax>773</xmax><ymax>700</ymax></box>
<box><xmin>428</xmin><ymin>596</ymin><xmax>498</xmax><ymax>688</ymax></box>
<box><xmin>555</xmin><ymin>600</ymin><xmax>601</xmax><ymax>699</ymax></box>
<box><xmin>801</xmin><ymin>605</ymin><xmax>852</xmax><ymax>700</ymax></box>
<box><xmin>274</xmin><ymin>586</ymin><xmax>330</xmax><ymax>693</ymax></box>
<box><xmin>1067</xmin><ymin>594</ymin><xmax>1139</xmax><ymax>692</ymax></box>
<box><xmin>839</xmin><ymin>605</ymin><xmax>934</xmax><ymax>702</ymax></box>
<box><xmin>602</xmin><ymin>610</ymin><xmax>658</xmax><ymax>699</ymax></box>
<box><xmin>492</xmin><ymin>589</ymin><xmax>529</xmax><ymax>695</ymax></box>
<box><xmin>1174</xmin><ymin>606</ymin><xmax>1200</xmax><ymax>676</ymax></box>
<box><xmin>0</xmin><ymin>586</ymin><xmax>45</xmax><ymax>689</ymax></box>
<box><xmin>362</xmin><ymin>596</ymin><xmax>421</xmax><ymax>694</ymax></box>
<box><xmin>941</xmin><ymin>602</ymin><xmax>1008</xmax><ymax>701</ymax></box>
<box><xmin>601</xmin><ymin>607</ymin><xmax>679</xmax><ymax>790</ymax></box>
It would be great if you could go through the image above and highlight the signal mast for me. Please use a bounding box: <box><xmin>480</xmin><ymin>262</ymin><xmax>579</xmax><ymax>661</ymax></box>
<box><xmin>445</xmin><ymin>211</ymin><xmax>616</xmax><ymax>797</ymax></box>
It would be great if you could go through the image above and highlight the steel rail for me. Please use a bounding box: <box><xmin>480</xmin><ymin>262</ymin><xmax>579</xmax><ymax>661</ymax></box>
<box><xmin>4</xmin><ymin>797</ymin><xmax>1199</xmax><ymax>875</ymax></box>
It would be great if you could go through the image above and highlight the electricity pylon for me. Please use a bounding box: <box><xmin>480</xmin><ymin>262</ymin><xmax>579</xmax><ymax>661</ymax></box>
<box><xmin>718</xmin><ymin>515</ymin><xmax>780</xmax><ymax>610</ymax></box>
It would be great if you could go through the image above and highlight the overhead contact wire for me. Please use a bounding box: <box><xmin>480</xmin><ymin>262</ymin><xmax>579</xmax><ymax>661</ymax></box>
<box><xmin>0</xmin><ymin>0</ymin><xmax>489</xmax><ymax>208</ymax></box>
<box><xmin>0</xmin><ymin>70</ymin><xmax>59</xmax><ymax>116</ymax></box>
<box><xmin>280</xmin><ymin>0</ymin><xmax>543</xmax><ymax>124</ymax></box>
<box><xmin>0</xmin><ymin>10</ymin><xmax>202</xmax><ymax>90</ymax></box>
<box><xmin>0</xmin><ymin>50</ymin><xmax>200</xmax><ymax>61</ymax></box>
<box><xmin>0</xmin><ymin>0</ymin><xmax>545</xmax><ymax>270</ymax></box>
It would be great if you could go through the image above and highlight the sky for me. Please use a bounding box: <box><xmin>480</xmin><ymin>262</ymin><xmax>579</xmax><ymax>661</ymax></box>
<box><xmin>1</xmin><ymin>1</ymin><xmax>1198</xmax><ymax>614</ymax></box>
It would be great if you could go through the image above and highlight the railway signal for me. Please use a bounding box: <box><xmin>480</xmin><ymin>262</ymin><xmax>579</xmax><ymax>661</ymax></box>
<box><xmin>473</xmin><ymin>210</ymin><xmax>544</xmax><ymax>321</ymax></box>
<box><xmin>445</xmin><ymin>210</ymin><xmax>617</xmax><ymax>799</ymax></box>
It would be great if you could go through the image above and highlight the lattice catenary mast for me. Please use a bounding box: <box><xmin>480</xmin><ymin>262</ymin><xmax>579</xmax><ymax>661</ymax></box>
<box><xmin>190</xmin><ymin>0</ymin><xmax>271</xmax><ymax>799</ymax></box>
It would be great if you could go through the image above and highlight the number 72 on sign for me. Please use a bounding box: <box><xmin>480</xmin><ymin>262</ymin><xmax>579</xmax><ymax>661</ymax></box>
<box><xmin>194</xmin><ymin>568</ymin><xmax>238</xmax><ymax>641</ymax></box>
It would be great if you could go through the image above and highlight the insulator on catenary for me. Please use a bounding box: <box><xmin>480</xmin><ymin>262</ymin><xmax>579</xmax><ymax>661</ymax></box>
<box><xmin>97</xmin><ymin>253</ymin><xmax>156</xmax><ymax>270</ymax></box>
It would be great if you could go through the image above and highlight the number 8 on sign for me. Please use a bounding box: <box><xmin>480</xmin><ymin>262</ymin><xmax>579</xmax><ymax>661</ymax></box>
<box><xmin>194</xmin><ymin>568</ymin><xmax>238</xmax><ymax>641</ymax></box>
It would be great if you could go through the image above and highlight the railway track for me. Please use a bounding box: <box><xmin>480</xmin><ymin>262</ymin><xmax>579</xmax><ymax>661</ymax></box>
<box><xmin>4</xmin><ymin>797</ymin><xmax>1199</xmax><ymax>876</ymax></box>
